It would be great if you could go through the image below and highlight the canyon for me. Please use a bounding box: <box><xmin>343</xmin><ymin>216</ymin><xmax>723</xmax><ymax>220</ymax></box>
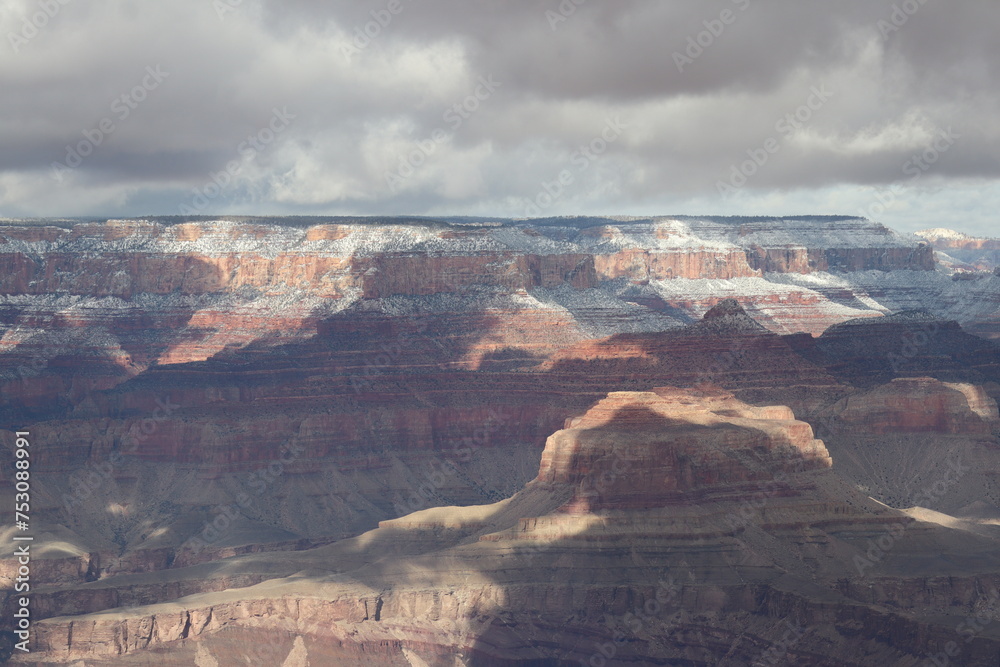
<box><xmin>15</xmin><ymin>387</ymin><xmax>1000</xmax><ymax>665</ymax></box>
<box><xmin>2</xmin><ymin>215</ymin><xmax>1000</xmax><ymax>664</ymax></box>
<box><xmin>917</xmin><ymin>227</ymin><xmax>1000</xmax><ymax>273</ymax></box>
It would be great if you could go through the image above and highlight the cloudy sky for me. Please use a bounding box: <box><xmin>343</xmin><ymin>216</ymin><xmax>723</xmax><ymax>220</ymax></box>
<box><xmin>1</xmin><ymin>0</ymin><xmax>998</xmax><ymax>234</ymax></box>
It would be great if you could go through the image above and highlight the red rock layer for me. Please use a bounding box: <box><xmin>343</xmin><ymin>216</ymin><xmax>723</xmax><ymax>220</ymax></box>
<box><xmin>745</xmin><ymin>245</ymin><xmax>935</xmax><ymax>273</ymax></box>
<box><xmin>829</xmin><ymin>377</ymin><xmax>1000</xmax><ymax>435</ymax></box>
<box><xmin>592</xmin><ymin>248</ymin><xmax>760</xmax><ymax>280</ymax></box>
<box><xmin>0</xmin><ymin>218</ymin><xmax>961</xmax><ymax>433</ymax></box>
<box><xmin>16</xmin><ymin>387</ymin><xmax>1000</xmax><ymax>666</ymax></box>
<box><xmin>0</xmin><ymin>251</ymin><xmax>352</xmax><ymax>297</ymax></box>
<box><xmin>536</xmin><ymin>387</ymin><xmax>832</xmax><ymax>512</ymax></box>
<box><xmin>356</xmin><ymin>253</ymin><xmax>600</xmax><ymax>298</ymax></box>
<box><xmin>786</xmin><ymin>312</ymin><xmax>1000</xmax><ymax>392</ymax></box>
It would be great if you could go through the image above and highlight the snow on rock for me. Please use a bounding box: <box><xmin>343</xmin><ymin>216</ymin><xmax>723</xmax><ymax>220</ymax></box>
<box><xmin>0</xmin><ymin>215</ymin><xmax>994</xmax><ymax>381</ymax></box>
<box><xmin>916</xmin><ymin>228</ymin><xmax>974</xmax><ymax>242</ymax></box>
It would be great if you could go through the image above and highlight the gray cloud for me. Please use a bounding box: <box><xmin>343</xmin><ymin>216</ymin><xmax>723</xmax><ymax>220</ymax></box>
<box><xmin>0</xmin><ymin>0</ymin><xmax>998</xmax><ymax>234</ymax></box>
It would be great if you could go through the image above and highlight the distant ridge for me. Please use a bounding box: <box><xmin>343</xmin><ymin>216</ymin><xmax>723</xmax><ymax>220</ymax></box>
<box><xmin>0</xmin><ymin>213</ymin><xmax>872</xmax><ymax>232</ymax></box>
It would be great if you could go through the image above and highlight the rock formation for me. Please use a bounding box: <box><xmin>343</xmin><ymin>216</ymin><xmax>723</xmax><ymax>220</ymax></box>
<box><xmin>827</xmin><ymin>377</ymin><xmax>999</xmax><ymax>435</ymax></box>
<box><xmin>913</xmin><ymin>228</ymin><xmax>1000</xmax><ymax>339</ymax></box>
<box><xmin>0</xmin><ymin>215</ymin><xmax>976</xmax><ymax>429</ymax></box>
<box><xmin>15</xmin><ymin>388</ymin><xmax>1000</xmax><ymax>665</ymax></box>
<box><xmin>917</xmin><ymin>228</ymin><xmax>1000</xmax><ymax>273</ymax></box>
<box><xmin>4</xmin><ymin>218</ymin><xmax>1000</xmax><ymax>665</ymax></box>
<box><xmin>787</xmin><ymin>310</ymin><xmax>1000</xmax><ymax>390</ymax></box>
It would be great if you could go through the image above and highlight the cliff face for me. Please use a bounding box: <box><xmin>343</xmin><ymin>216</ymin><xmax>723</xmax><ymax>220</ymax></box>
<box><xmin>745</xmin><ymin>244</ymin><xmax>935</xmax><ymax>273</ymax></box>
<box><xmin>18</xmin><ymin>388</ymin><xmax>1000</xmax><ymax>666</ymax></box>
<box><xmin>788</xmin><ymin>310</ymin><xmax>1000</xmax><ymax>389</ymax></box>
<box><xmin>3</xmin><ymin>298</ymin><xmax>851</xmax><ymax>573</ymax></box>
<box><xmin>11</xmin><ymin>296</ymin><xmax>1000</xmax><ymax>572</ymax></box>
<box><xmin>780</xmin><ymin>313</ymin><xmax>1000</xmax><ymax>513</ymax></box>
<box><xmin>535</xmin><ymin>387</ymin><xmax>832</xmax><ymax>512</ymax></box>
<box><xmin>0</xmin><ymin>215</ymin><xmax>981</xmax><ymax>422</ymax></box>
<box><xmin>808</xmin><ymin>376</ymin><xmax>1000</xmax><ymax>514</ymax></box>
<box><xmin>5</xmin><ymin>218</ymin><xmax>1000</xmax><ymax>665</ymax></box>
<box><xmin>917</xmin><ymin>228</ymin><xmax>1000</xmax><ymax>272</ymax></box>
<box><xmin>911</xmin><ymin>229</ymin><xmax>1000</xmax><ymax>338</ymax></box>
<box><xmin>828</xmin><ymin>377</ymin><xmax>999</xmax><ymax>435</ymax></box>
<box><xmin>0</xmin><ymin>215</ymin><xmax>946</xmax><ymax>371</ymax></box>
<box><xmin>0</xmin><ymin>214</ymin><xmax>955</xmax><ymax>452</ymax></box>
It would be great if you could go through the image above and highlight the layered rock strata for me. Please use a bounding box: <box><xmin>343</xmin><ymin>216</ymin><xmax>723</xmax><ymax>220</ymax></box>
<box><xmin>15</xmin><ymin>388</ymin><xmax>1000</xmax><ymax>665</ymax></box>
<box><xmin>0</xmin><ymin>215</ymin><xmax>959</xmax><ymax>429</ymax></box>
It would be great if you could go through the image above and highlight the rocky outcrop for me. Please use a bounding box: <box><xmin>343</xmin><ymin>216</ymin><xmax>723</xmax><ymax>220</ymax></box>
<box><xmin>536</xmin><ymin>387</ymin><xmax>831</xmax><ymax>512</ymax></box>
<box><xmin>917</xmin><ymin>228</ymin><xmax>1000</xmax><ymax>272</ymax></box>
<box><xmin>827</xmin><ymin>377</ymin><xmax>999</xmax><ymax>435</ymax></box>
<box><xmin>806</xmin><ymin>376</ymin><xmax>1000</xmax><ymax>514</ymax></box>
<box><xmin>17</xmin><ymin>388</ymin><xmax>1000</xmax><ymax>666</ymax></box>
<box><xmin>783</xmin><ymin>314</ymin><xmax>1000</xmax><ymax>513</ymax></box>
<box><xmin>5</xmin><ymin>218</ymin><xmax>1000</xmax><ymax>664</ymax></box>
<box><xmin>8</xmin><ymin>294</ymin><xmax>997</xmax><ymax>583</ymax></box>
<box><xmin>539</xmin><ymin>299</ymin><xmax>849</xmax><ymax>415</ymax></box>
<box><xmin>4</xmin><ymin>215</ymin><xmax>995</xmax><ymax>431</ymax></box>
<box><xmin>786</xmin><ymin>310</ymin><xmax>1000</xmax><ymax>389</ymax></box>
<box><xmin>0</xmin><ymin>296</ymin><xmax>854</xmax><ymax>575</ymax></box>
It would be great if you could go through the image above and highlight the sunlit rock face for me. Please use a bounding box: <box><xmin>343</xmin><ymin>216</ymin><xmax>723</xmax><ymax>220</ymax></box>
<box><xmin>536</xmin><ymin>386</ymin><xmax>832</xmax><ymax>512</ymax></box>
<box><xmin>0</xmin><ymin>294</ymin><xmax>851</xmax><ymax>577</ymax></box>
<box><xmin>0</xmin><ymin>215</ymin><xmax>954</xmax><ymax>409</ymax></box>
<box><xmin>18</xmin><ymin>387</ymin><xmax>1000</xmax><ymax>666</ymax></box>
<box><xmin>827</xmin><ymin>377</ymin><xmax>999</xmax><ymax>435</ymax></box>
<box><xmin>0</xmin><ymin>214</ymin><xmax>983</xmax><ymax>428</ymax></box>
<box><xmin>6</xmin><ymin>217</ymin><xmax>1000</xmax><ymax>664</ymax></box>
<box><xmin>917</xmin><ymin>227</ymin><xmax>1000</xmax><ymax>273</ymax></box>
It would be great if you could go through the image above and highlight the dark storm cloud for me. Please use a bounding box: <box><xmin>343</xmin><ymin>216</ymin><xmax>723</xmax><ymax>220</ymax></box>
<box><xmin>0</xmin><ymin>0</ymin><xmax>997</xmax><ymax>233</ymax></box>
